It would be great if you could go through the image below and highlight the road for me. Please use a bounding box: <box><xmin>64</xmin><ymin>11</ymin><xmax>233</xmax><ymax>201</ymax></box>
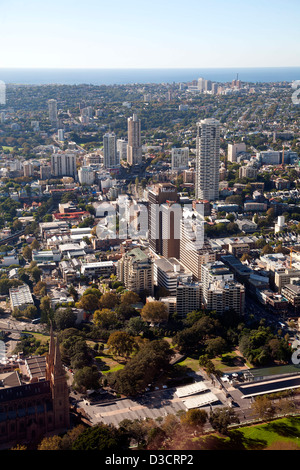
<box><xmin>74</xmin><ymin>372</ymin><xmax>252</xmax><ymax>428</ymax></box>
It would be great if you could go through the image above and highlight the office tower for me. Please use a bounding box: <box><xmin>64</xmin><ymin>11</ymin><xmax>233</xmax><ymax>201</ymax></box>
<box><xmin>48</xmin><ymin>99</ymin><xmax>58</xmax><ymax>125</ymax></box>
<box><xmin>103</xmin><ymin>132</ymin><xmax>119</xmax><ymax>169</ymax></box>
<box><xmin>171</xmin><ymin>147</ymin><xmax>189</xmax><ymax>170</ymax></box>
<box><xmin>195</xmin><ymin>118</ymin><xmax>220</xmax><ymax>201</ymax></box>
<box><xmin>127</xmin><ymin>114</ymin><xmax>142</xmax><ymax>165</ymax></box>
<box><xmin>148</xmin><ymin>183</ymin><xmax>179</xmax><ymax>256</ymax></box>
<box><xmin>117</xmin><ymin>247</ymin><xmax>153</xmax><ymax>295</ymax></box>
<box><xmin>51</xmin><ymin>153</ymin><xmax>77</xmax><ymax>177</ymax></box>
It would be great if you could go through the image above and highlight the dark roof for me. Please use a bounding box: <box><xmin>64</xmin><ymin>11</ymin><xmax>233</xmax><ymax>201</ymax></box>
<box><xmin>0</xmin><ymin>380</ymin><xmax>51</xmax><ymax>403</ymax></box>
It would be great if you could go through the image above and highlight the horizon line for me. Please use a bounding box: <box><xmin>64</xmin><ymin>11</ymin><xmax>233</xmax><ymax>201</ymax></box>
<box><xmin>1</xmin><ymin>66</ymin><xmax>300</xmax><ymax>70</ymax></box>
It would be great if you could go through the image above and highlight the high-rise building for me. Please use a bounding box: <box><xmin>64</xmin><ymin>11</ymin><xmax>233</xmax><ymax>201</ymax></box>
<box><xmin>40</xmin><ymin>165</ymin><xmax>52</xmax><ymax>180</ymax></box>
<box><xmin>117</xmin><ymin>138</ymin><xmax>128</xmax><ymax>162</ymax></box>
<box><xmin>195</xmin><ymin>118</ymin><xmax>220</xmax><ymax>201</ymax></box>
<box><xmin>78</xmin><ymin>166</ymin><xmax>95</xmax><ymax>185</ymax></box>
<box><xmin>153</xmin><ymin>257</ymin><xmax>193</xmax><ymax>296</ymax></box>
<box><xmin>176</xmin><ymin>280</ymin><xmax>203</xmax><ymax>318</ymax></box>
<box><xmin>127</xmin><ymin>114</ymin><xmax>142</xmax><ymax>165</ymax></box>
<box><xmin>171</xmin><ymin>147</ymin><xmax>189</xmax><ymax>170</ymax></box>
<box><xmin>180</xmin><ymin>208</ymin><xmax>216</xmax><ymax>281</ymax></box>
<box><xmin>201</xmin><ymin>261</ymin><xmax>245</xmax><ymax>314</ymax></box>
<box><xmin>48</xmin><ymin>99</ymin><xmax>58</xmax><ymax>125</ymax></box>
<box><xmin>148</xmin><ymin>183</ymin><xmax>179</xmax><ymax>256</ymax></box>
<box><xmin>103</xmin><ymin>132</ymin><xmax>120</xmax><ymax>169</ymax></box>
<box><xmin>23</xmin><ymin>162</ymin><xmax>33</xmax><ymax>177</ymax></box>
<box><xmin>58</xmin><ymin>129</ymin><xmax>64</xmax><ymax>141</ymax></box>
<box><xmin>117</xmin><ymin>248</ymin><xmax>153</xmax><ymax>295</ymax></box>
<box><xmin>51</xmin><ymin>153</ymin><xmax>77</xmax><ymax>177</ymax></box>
<box><xmin>227</xmin><ymin>143</ymin><xmax>247</xmax><ymax>163</ymax></box>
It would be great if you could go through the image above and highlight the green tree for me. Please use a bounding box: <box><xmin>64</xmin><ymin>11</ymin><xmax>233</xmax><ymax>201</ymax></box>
<box><xmin>77</xmin><ymin>293</ymin><xmax>100</xmax><ymax>312</ymax></box>
<box><xmin>73</xmin><ymin>365</ymin><xmax>101</xmax><ymax>393</ymax></box>
<box><xmin>72</xmin><ymin>423</ymin><xmax>129</xmax><ymax>451</ymax></box>
<box><xmin>54</xmin><ymin>307</ymin><xmax>77</xmax><ymax>331</ymax></box>
<box><xmin>107</xmin><ymin>331</ymin><xmax>137</xmax><ymax>358</ymax></box>
<box><xmin>140</xmin><ymin>301</ymin><xmax>169</xmax><ymax>323</ymax></box>
<box><xmin>180</xmin><ymin>409</ymin><xmax>208</xmax><ymax>432</ymax></box>
<box><xmin>209</xmin><ymin>407</ymin><xmax>240</xmax><ymax>435</ymax></box>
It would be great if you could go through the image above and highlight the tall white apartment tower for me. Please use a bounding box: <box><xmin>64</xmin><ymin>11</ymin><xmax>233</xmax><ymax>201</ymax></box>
<box><xmin>103</xmin><ymin>132</ymin><xmax>119</xmax><ymax>169</ymax></box>
<box><xmin>195</xmin><ymin>118</ymin><xmax>220</xmax><ymax>201</ymax></box>
<box><xmin>48</xmin><ymin>99</ymin><xmax>58</xmax><ymax>125</ymax></box>
<box><xmin>127</xmin><ymin>114</ymin><xmax>142</xmax><ymax>165</ymax></box>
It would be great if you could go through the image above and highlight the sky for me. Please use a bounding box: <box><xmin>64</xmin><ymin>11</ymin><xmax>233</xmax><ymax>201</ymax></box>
<box><xmin>0</xmin><ymin>0</ymin><xmax>300</xmax><ymax>69</ymax></box>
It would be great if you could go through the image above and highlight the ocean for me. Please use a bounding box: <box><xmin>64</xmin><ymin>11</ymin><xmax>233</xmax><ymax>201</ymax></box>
<box><xmin>0</xmin><ymin>67</ymin><xmax>300</xmax><ymax>86</ymax></box>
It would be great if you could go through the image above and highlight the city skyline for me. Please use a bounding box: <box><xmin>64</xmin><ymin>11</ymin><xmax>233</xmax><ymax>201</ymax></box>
<box><xmin>1</xmin><ymin>0</ymin><xmax>300</xmax><ymax>69</ymax></box>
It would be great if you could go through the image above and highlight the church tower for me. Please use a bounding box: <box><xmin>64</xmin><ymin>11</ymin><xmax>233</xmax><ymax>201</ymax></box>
<box><xmin>46</xmin><ymin>327</ymin><xmax>70</xmax><ymax>431</ymax></box>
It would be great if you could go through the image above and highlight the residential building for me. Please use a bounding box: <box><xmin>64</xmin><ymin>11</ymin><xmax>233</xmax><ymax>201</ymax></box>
<box><xmin>239</xmin><ymin>165</ymin><xmax>258</xmax><ymax>179</ymax></box>
<box><xmin>103</xmin><ymin>132</ymin><xmax>120</xmax><ymax>169</ymax></box>
<box><xmin>40</xmin><ymin>165</ymin><xmax>52</xmax><ymax>180</ymax></box>
<box><xmin>117</xmin><ymin>248</ymin><xmax>153</xmax><ymax>295</ymax></box>
<box><xmin>78</xmin><ymin>166</ymin><xmax>95</xmax><ymax>185</ymax></box>
<box><xmin>180</xmin><ymin>207</ymin><xmax>216</xmax><ymax>280</ymax></box>
<box><xmin>23</xmin><ymin>162</ymin><xmax>33</xmax><ymax>177</ymax></box>
<box><xmin>171</xmin><ymin>147</ymin><xmax>189</xmax><ymax>170</ymax></box>
<box><xmin>195</xmin><ymin>118</ymin><xmax>220</xmax><ymax>201</ymax></box>
<box><xmin>201</xmin><ymin>261</ymin><xmax>245</xmax><ymax>314</ymax></box>
<box><xmin>153</xmin><ymin>257</ymin><xmax>193</xmax><ymax>296</ymax></box>
<box><xmin>176</xmin><ymin>281</ymin><xmax>203</xmax><ymax>318</ymax></box>
<box><xmin>117</xmin><ymin>138</ymin><xmax>128</xmax><ymax>162</ymax></box>
<box><xmin>127</xmin><ymin>114</ymin><xmax>142</xmax><ymax>165</ymax></box>
<box><xmin>48</xmin><ymin>99</ymin><xmax>58</xmax><ymax>125</ymax></box>
<box><xmin>227</xmin><ymin>143</ymin><xmax>247</xmax><ymax>163</ymax></box>
<box><xmin>80</xmin><ymin>261</ymin><xmax>115</xmax><ymax>279</ymax></box>
<box><xmin>51</xmin><ymin>153</ymin><xmax>77</xmax><ymax>177</ymax></box>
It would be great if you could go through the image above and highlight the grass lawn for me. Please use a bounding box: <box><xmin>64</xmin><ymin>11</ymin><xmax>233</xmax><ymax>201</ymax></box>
<box><xmin>176</xmin><ymin>357</ymin><xmax>200</xmax><ymax>372</ymax></box>
<box><xmin>234</xmin><ymin>416</ymin><xmax>300</xmax><ymax>450</ymax></box>
<box><xmin>95</xmin><ymin>349</ymin><xmax>126</xmax><ymax>375</ymax></box>
<box><xmin>197</xmin><ymin>417</ymin><xmax>300</xmax><ymax>450</ymax></box>
<box><xmin>101</xmin><ymin>364</ymin><xmax>125</xmax><ymax>375</ymax></box>
<box><xmin>23</xmin><ymin>331</ymin><xmax>50</xmax><ymax>344</ymax></box>
<box><xmin>212</xmin><ymin>350</ymin><xmax>251</xmax><ymax>372</ymax></box>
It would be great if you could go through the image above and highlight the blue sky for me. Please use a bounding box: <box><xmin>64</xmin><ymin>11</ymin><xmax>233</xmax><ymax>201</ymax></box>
<box><xmin>0</xmin><ymin>0</ymin><xmax>300</xmax><ymax>68</ymax></box>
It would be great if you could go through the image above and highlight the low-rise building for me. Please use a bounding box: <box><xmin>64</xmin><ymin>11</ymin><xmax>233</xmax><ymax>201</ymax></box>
<box><xmin>9</xmin><ymin>284</ymin><xmax>34</xmax><ymax>311</ymax></box>
<box><xmin>80</xmin><ymin>261</ymin><xmax>115</xmax><ymax>279</ymax></box>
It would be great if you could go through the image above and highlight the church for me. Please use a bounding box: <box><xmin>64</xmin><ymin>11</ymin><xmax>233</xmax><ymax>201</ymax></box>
<box><xmin>0</xmin><ymin>327</ymin><xmax>70</xmax><ymax>449</ymax></box>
